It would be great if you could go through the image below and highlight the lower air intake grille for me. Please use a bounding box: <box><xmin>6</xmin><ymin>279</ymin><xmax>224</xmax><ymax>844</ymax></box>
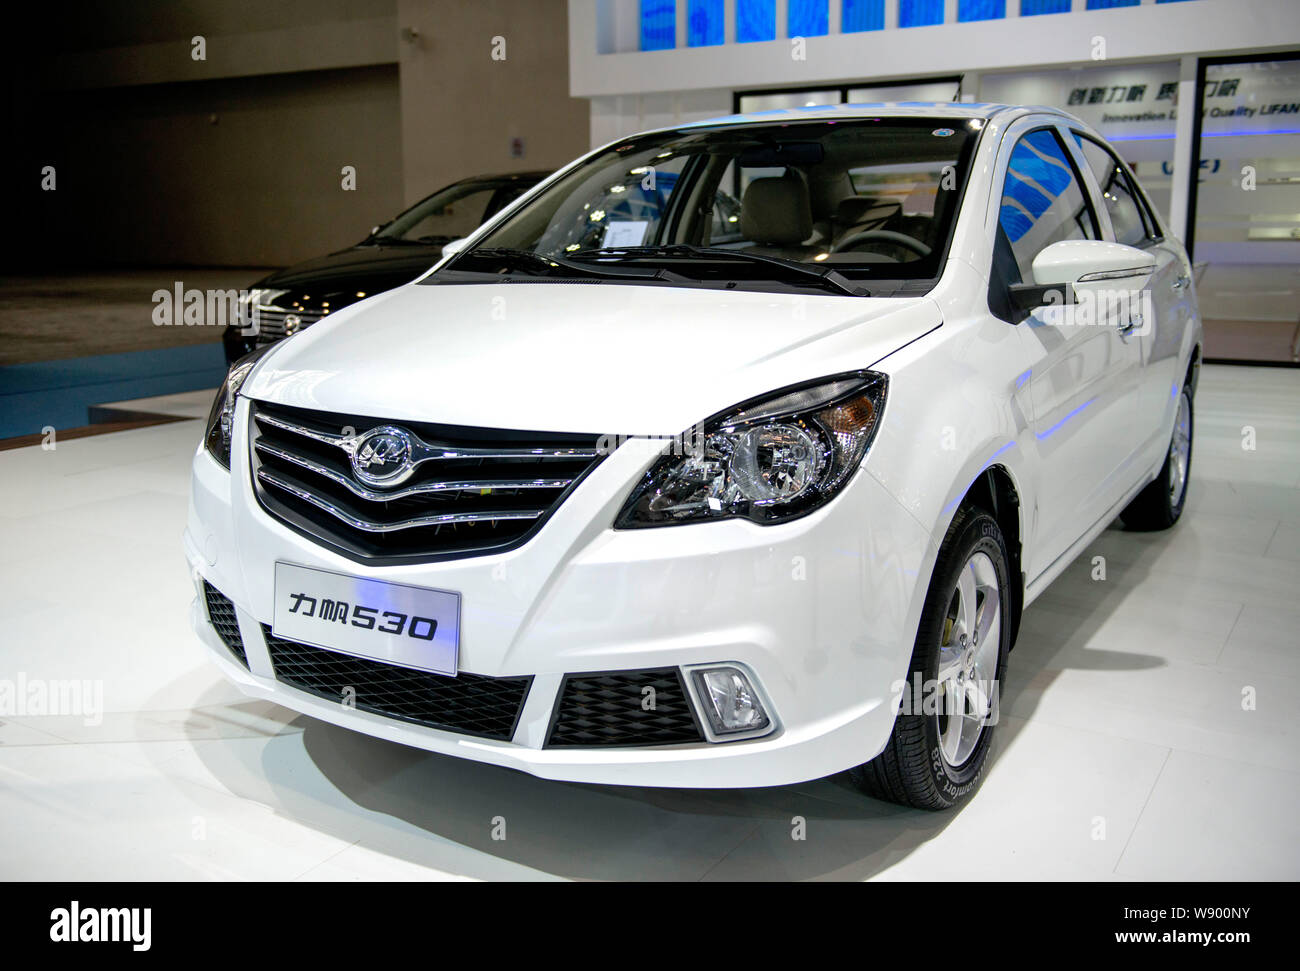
<box><xmin>203</xmin><ymin>582</ymin><xmax>248</xmax><ymax>668</ymax></box>
<box><xmin>263</xmin><ymin>627</ymin><xmax>531</xmax><ymax>741</ymax></box>
<box><xmin>547</xmin><ymin>669</ymin><xmax>704</xmax><ymax>747</ymax></box>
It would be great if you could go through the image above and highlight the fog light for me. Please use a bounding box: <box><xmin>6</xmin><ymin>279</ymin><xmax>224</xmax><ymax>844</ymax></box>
<box><xmin>692</xmin><ymin>667</ymin><xmax>769</xmax><ymax>736</ymax></box>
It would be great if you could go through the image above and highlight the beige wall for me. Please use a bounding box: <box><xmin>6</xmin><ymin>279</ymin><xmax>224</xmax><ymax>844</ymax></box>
<box><xmin>397</xmin><ymin>0</ymin><xmax>589</xmax><ymax>205</ymax></box>
<box><xmin>12</xmin><ymin>0</ymin><xmax>589</xmax><ymax>269</ymax></box>
<box><xmin>35</xmin><ymin>65</ymin><xmax>403</xmax><ymax>268</ymax></box>
<box><xmin>46</xmin><ymin>0</ymin><xmax>398</xmax><ymax>52</ymax></box>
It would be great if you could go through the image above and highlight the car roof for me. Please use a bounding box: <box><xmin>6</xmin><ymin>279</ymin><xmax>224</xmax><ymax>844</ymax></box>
<box><xmin>680</xmin><ymin>101</ymin><xmax>1077</xmax><ymax>130</ymax></box>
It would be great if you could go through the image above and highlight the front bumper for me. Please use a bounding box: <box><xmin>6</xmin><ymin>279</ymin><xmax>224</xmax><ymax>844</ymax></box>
<box><xmin>184</xmin><ymin>399</ymin><xmax>934</xmax><ymax>788</ymax></box>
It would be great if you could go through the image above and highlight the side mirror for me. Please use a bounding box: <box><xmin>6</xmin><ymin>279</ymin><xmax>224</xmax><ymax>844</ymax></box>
<box><xmin>441</xmin><ymin>238</ymin><xmax>469</xmax><ymax>259</ymax></box>
<box><xmin>1010</xmin><ymin>239</ymin><xmax>1156</xmax><ymax>319</ymax></box>
<box><xmin>1032</xmin><ymin>239</ymin><xmax>1155</xmax><ymax>289</ymax></box>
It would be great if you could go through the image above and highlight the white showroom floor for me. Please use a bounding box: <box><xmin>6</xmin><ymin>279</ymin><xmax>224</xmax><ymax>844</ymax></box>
<box><xmin>1</xmin><ymin>364</ymin><xmax>1298</xmax><ymax>881</ymax></box>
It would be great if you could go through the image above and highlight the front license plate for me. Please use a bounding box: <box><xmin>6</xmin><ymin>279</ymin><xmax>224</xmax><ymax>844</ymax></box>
<box><xmin>273</xmin><ymin>562</ymin><xmax>460</xmax><ymax>676</ymax></box>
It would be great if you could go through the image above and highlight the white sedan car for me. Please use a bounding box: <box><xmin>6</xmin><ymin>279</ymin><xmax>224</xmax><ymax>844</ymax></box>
<box><xmin>187</xmin><ymin>103</ymin><xmax>1200</xmax><ymax>810</ymax></box>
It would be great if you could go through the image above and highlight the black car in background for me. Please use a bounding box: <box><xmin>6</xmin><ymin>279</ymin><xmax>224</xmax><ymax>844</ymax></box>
<box><xmin>224</xmin><ymin>170</ymin><xmax>549</xmax><ymax>363</ymax></box>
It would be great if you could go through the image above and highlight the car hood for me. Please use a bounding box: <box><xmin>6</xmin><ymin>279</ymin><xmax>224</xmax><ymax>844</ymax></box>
<box><xmin>257</xmin><ymin>243</ymin><xmax>443</xmax><ymax>290</ymax></box>
<box><xmin>244</xmin><ymin>281</ymin><xmax>940</xmax><ymax>435</ymax></box>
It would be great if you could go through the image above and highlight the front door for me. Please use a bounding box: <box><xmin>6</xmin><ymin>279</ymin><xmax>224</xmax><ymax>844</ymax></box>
<box><xmin>997</xmin><ymin>125</ymin><xmax>1142</xmax><ymax>578</ymax></box>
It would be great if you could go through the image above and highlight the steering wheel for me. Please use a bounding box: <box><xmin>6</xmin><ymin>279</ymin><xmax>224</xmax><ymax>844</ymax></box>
<box><xmin>830</xmin><ymin>229</ymin><xmax>931</xmax><ymax>258</ymax></box>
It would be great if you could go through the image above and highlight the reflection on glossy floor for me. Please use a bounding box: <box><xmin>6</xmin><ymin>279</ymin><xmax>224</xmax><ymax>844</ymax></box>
<box><xmin>1</xmin><ymin>368</ymin><xmax>1298</xmax><ymax>881</ymax></box>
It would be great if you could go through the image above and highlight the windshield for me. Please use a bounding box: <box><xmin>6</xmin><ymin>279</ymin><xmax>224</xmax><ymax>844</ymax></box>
<box><xmin>374</xmin><ymin>178</ymin><xmax>538</xmax><ymax>244</ymax></box>
<box><xmin>436</xmin><ymin>117</ymin><xmax>980</xmax><ymax>294</ymax></box>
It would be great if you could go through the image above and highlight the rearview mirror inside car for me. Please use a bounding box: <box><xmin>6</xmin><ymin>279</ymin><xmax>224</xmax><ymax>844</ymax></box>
<box><xmin>738</xmin><ymin>141</ymin><xmax>825</xmax><ymax>167</ymax></box>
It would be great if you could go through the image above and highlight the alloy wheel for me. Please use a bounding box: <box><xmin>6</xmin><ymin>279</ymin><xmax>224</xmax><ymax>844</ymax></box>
<box><xmin>1169</xmin><ymin>391</ymin><xmax>1191</xmax><ymax>506</ymax></box>
<box><xmin>935</xmin><ymin>550</ymin><xmax>1001</xmax><ymax>769</ymax></box>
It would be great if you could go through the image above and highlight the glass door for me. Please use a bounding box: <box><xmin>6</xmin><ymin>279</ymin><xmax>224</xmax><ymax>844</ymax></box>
<box><xmin>1190</xmin><ymin>54</ymin><xmax>1300</xmax><ymax>364</ymax></box>
<box><xmin>736</xmin><ymin>89</ymin><xmax>841</xmax><ymax>113</ymax></box>
<box><xmin>846</xmin><ymin>79</ymin><xmax>960</xmax><ymax>104</ymax></box>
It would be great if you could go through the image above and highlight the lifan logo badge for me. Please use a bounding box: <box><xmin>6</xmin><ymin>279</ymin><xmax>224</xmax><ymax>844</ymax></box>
<box><xmin>350</xmin><ymin>426</ymin><xmax>415</xmax><ymax>488</ymax></box>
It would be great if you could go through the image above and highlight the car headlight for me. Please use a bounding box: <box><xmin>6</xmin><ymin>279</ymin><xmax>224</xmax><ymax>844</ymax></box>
<box><xmin>615</xmin><ymin>371</ymin><xmax>887</xmax><ymax>527</ymax></box>
<box><xmin>204</xmin><ymin>347</ymin><xmax>272</xmax><ymax>469</ymax></box>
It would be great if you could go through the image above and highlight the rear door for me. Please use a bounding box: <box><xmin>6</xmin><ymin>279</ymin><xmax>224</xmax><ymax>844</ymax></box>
<box><xmin>1070</xmin><ymin>131</ymin><xmax>1187</xmax><ymax>469</ymax></box>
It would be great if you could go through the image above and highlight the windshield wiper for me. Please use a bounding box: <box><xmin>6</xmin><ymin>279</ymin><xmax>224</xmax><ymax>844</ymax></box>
<box><xmin>459</xmin><ymin>247</ymin><xmax>685</xmax><ymax>283</ymax></box>
<box><xmin>569</xmin><ymin>245</ymin><xmax>870</xmax><ymax>297</ymax></box>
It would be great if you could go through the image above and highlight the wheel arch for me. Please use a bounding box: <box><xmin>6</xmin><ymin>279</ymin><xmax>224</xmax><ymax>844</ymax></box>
<box><xmin>1186</xmin><ymin>343</ymin><xmax>1202</xmax><ymax>397</ymax></box>
<box><xmin>957</xmin><ymin>464</ymin><xmax>1025</xmax><ymax>649</ymax></box>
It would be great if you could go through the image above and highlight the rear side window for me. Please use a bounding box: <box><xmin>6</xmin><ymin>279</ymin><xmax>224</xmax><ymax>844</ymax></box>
<box><xmin>998</xmin><ymin>128</ymin><xmax>1098</xmax><ymax>282</ymax></box>
<box><xmin>1072</xmin><ymin>133</ymin><xmax>1155</xmax><ymax>247</ymax></box>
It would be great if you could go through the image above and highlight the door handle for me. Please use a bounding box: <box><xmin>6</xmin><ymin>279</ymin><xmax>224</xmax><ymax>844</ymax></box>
<box><xmin>1171</xmin><ymin>275</ymin><xmax>1190</xmax><ymax>291</ymax></box>
<box><xmin>1118</xmin><ymin>314</ymin><xmax>1141</xmax><ymax>339</ymax></box>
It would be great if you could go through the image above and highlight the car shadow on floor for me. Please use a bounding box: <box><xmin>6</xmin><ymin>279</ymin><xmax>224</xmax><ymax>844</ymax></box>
<box><xmin>295</xmin><ymin>717</ymin><xmax>954</xmax><ymax>880</ymax></box>
<box><xmin>1006</xmin><ymin>519</ymin><xmax>1172</xmax><ymax>688</ymax></box>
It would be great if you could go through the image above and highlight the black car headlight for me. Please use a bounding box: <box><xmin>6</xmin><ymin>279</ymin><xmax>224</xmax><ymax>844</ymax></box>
<box><xmin>204</xmin><ymin>347</ymin><xmax>272</xmax><ymax>469</ymax></box>
<box><xmin>615</xmin><ymin>371</ymin><xmax>887</xmax><ymax>527</ymax></box>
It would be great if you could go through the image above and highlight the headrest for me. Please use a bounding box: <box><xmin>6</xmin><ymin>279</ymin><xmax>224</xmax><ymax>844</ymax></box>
<box><xmin>740</xmin><ymin>176</ymin><xmax>813</xmax><ymax>245</ymax></box>
<box><xmin>809</xmin><ymin>172</ymin><xmax>857</xmax><ymax>216</ymax></box>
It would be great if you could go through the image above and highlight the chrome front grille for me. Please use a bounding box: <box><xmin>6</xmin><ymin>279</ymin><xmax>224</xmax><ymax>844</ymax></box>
<box><xmin>248</xmin><ymin>400</ymin><xmax>604</xmax><ymax>563</ymax></box>
<box><xmin>252</xmin><ymin>309</ymin><xmax>325</xmax><ymax>344</ymax></box>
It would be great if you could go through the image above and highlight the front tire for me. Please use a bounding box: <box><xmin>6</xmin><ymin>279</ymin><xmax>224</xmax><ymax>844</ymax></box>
<box><xmin>849</xmin><ymin>505</ymin><xmax>1011</xmax><ymax>810</ymax></box>
<box><xmin>1120</xmin><ymin>383</ymin><xmax>1193</xmax><ymax>531</ymax></box>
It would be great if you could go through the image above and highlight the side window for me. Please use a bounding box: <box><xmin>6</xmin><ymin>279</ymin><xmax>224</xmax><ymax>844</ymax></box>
<box><xmin>998</xmin><ymin>128</ymin><xmax>1098</xmax><ymax>282</ymax></box>
<box><xmin>708</xmin><ymin>161</ymin><xmax>745</xmax><ymax>244</ymax></box>
<box><xmin>484</xmin><ymin>185</ymin><xmax>530</xmax><ymax>222</ymax></box>
<box><xmin>710</xmin><ymin>188</ymin><xmax>743</xmax><ymax>244</ymax></box>
<box><xmin>1072</xmin><ymin>133</ymin><xmax>1154</xmax><ymax>247</ymax></box>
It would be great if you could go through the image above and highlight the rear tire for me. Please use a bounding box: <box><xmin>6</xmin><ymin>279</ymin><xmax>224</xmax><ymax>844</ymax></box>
<box><xmin>1120</xmin><ymin>383</ymin><xmax>1193</xmax><ymax>532</ymax></box>
<box><xmin>849</xmin><ymin>505</ymin><xmax>1011</xmax><ymax>810</ymax></box>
